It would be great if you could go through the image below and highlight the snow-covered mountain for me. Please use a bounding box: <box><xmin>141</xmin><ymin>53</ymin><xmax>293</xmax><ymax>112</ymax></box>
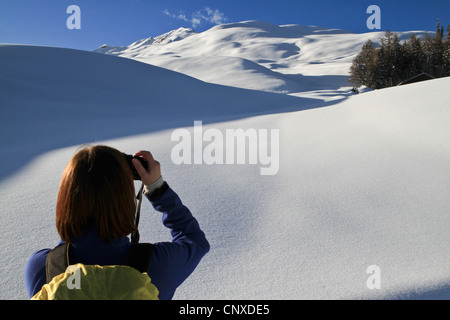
<box><xmin>96</xmin><ymin>27</ymin><xmax>197</xmax><ymax>55</ymax></box>
<box><xmin>1</xmin><ymin>20</ymin><xmax>449</xmax><ymax>300</ymax></box>
<box><xmin>94</xmin><ymin>20</ymin><xmax>431</xmax><ymax>97</ymax></box>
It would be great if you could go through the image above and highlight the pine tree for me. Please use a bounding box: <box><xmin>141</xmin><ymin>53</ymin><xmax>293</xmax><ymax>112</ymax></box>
<box><xmin>444</xmin><ymin>46</ymin><xmax>450</xmax><ymax>76</ymax></box>
<box><xmin>436</xmin><ymin>19</ymin><xmax>442</xmax><ymax>38</ymax></box>
<box><xmin>378</xmin><ymin>30</ymin><xmax>403</xmax><ymax>87</ymax></box>
<box><xmin>349</xmin><ymin>40</ymin><xmax>379</xmax><ymax>88</ymax></box>
<box><xmin>422</xmin><ymin>33</ymin><xmax>434</xmax><ymax>76</ymax></box>
<box><xmin>431</xmin><ymin>19</ymin><xmax>445</xmax><ymax>77</ymax></box>
<box><xmin>392</xmin><ymin>32</ymin><xmax>403</xmax><ymax>84</ymax></box>
<box><xmin>404</xmin><ymin>33</ymin><xmax>426</xmax><ymax>78</ymax></box>
<box><xmin>444</xmin><ymin>25</ymin><xmax>450</xmax><ymax>75</ymax></box>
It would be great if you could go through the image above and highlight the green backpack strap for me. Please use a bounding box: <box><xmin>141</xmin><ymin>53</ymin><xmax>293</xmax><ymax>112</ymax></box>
<box><xmin>45</xmin><ymin>242</ymin><xmax>154</xmax><ymax>283</ymax></box>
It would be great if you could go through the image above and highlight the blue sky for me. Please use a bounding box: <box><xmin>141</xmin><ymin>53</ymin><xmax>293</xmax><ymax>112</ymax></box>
<box><xmin>1</xmin><ymin>0</ymin><xmax>449</xmax><ymax>51</ymax></box>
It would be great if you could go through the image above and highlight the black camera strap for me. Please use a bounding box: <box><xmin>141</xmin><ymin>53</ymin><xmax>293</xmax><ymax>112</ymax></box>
<box><xmin>131</xmin><ymin>182</ymin><xmax>144</xmax><ymax>244</ymax></box>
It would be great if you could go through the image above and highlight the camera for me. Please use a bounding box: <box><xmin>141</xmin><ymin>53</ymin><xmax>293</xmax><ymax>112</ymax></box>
<box><xmin>122</xmin><ymin>153</ymin><xmax>148</xmax><ymax>180</ymax></box>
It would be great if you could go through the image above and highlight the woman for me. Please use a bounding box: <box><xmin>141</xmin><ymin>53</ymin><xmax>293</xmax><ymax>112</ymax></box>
<box><xmin>24</xmin><ymin>145</ymin><xmax>209</xmax><ymax>299</ymax></box>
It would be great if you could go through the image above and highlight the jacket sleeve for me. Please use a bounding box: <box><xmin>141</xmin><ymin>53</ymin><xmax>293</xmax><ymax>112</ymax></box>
<box><xmin>145</xmin><ymin>182</ymin><xmax>210</xmax><ymax>300</ymax></box>
<box><xmin>24</xmin><ymin>248</ymin><xmax>51</xmax><ymax>298</ymax></box>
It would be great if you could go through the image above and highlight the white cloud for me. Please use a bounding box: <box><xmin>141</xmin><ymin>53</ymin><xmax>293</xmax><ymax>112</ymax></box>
<box><xmin>164</xmin><ymin>7</ymin><xmax>227</xmax><ymax>28</ymax></box>
<box><xmin>163</xmin><ymin>9</ymin><xmax>189</xmax><ymax>22</ymax></box>
<box><xmin>204</xmin><ymin>7</ymin><xmax>227</xmax><ymax>25</ymax></box>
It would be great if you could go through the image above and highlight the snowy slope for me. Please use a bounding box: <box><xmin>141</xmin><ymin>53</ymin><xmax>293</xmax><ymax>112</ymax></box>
<box><xmin>0</xmin><ymin>44</ymin><xmax>315</xmax><ymax>181</ymax></box>
<box><xmin>94</xmin><ymin>20</ymin><xmax>431</xmax><ymax>98</ymax></box>
<box><xmin>1</xmin><ymin>28</ymin><xmax>449</xmax><ymax>300</ymax></box>
<box><xmin>0</xmin><ymin>43</ymin><xmax>315</xmax><ymax>300</ymax></box>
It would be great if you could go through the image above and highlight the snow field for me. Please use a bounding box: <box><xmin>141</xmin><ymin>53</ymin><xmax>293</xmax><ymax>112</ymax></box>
<box><xmin>0</xmin><ymin>20</ymin><xmax>449</xmax><ymax>299</ymax></box>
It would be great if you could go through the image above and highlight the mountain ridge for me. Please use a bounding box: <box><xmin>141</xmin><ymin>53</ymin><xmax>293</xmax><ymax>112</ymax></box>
<box><xmin>93</xmin><ymin>20</ymin><xmax>433</xmax><ymax>97</ymax></box>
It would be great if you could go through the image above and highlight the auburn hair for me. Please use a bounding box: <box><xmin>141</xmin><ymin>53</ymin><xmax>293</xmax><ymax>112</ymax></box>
<box><xmin>56</xmin><ymin>145</ymin><xmax>137</xmax><ymax>242</ymax></box>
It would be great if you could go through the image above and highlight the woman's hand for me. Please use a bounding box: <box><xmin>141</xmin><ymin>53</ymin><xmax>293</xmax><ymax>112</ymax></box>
<box><xmin>132</xmin><ymin>151</ymin><xmax>162</xmax><ymax>186</ymax></box>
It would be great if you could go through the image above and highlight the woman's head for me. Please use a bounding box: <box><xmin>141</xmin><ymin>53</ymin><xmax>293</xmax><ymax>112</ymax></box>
<box><xmin>56</xmin><ymin>145</ymin><xmax>136</xmax><ymax>242</ymax></box>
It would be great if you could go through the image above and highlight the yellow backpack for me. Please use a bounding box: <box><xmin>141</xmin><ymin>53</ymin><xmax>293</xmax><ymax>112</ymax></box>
<box><xmin>32</xmin><ymin>243</ymin><xmax>159</xmax><ymax>300</ymax></box>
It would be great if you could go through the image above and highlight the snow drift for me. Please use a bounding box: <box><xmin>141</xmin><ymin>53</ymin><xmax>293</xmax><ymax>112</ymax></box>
<box><xmin>0</xmin><ymin>22</ymin><xmax>449</xmax><ymax>300</ymax></box>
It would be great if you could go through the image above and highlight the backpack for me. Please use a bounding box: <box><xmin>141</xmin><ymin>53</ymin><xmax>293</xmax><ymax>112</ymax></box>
<box><xmin>31</xmin><ymin>242</ymin><xmax>159</xmax><ymax>300</ymax></box>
